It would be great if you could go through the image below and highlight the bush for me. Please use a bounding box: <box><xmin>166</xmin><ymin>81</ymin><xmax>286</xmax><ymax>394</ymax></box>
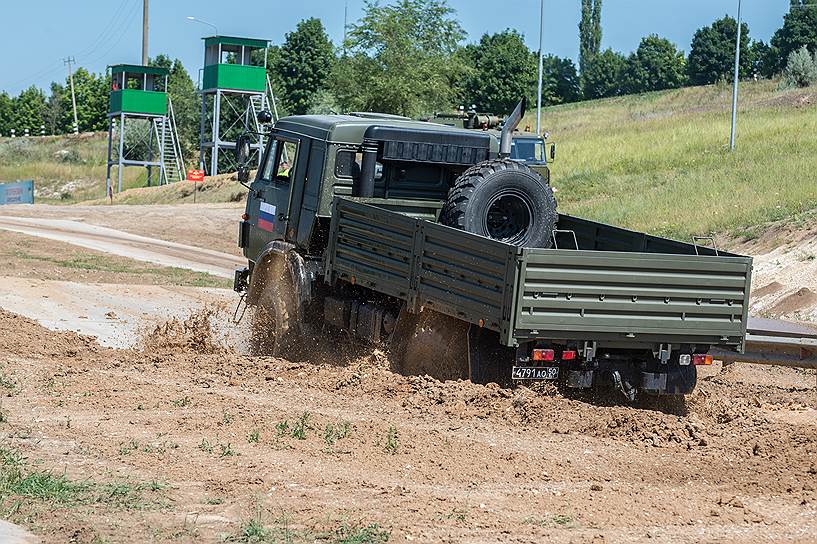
<box><xmin>783</xmin><ymin>46</ymin><xmax>817</xmax><ymax>88</ymax></box>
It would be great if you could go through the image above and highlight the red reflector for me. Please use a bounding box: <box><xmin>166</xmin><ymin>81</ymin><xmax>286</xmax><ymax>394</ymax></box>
<box><xmin>693</xmin><ymin>354</ymin><xmax>713</xmax><ymax>366</ymax></box>
<box><xmin>241</xmin><ymin>213</ymin><xmax>249</xmax><ymax>221</ymax></box>
<box><xmin>532</xmin><ymin>349</ymin><xmax>555</xmax><ymax>362</ymax></box>
<box><xmin>562</xmin><ymin>350</ymin><xmax>577</xmax><ymax>361</ymax></box>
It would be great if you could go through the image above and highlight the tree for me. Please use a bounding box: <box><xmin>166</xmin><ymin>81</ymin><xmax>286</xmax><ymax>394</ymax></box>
<box><xmin>783</xmin><ymin>45</ymin><xmax>817</xmax><ymax>87</ymax></box>
<box><xmin>334</xmin><ymin>0</ymin><xmax>465</xmax><ymax>117</ymax></box>
<box><xmin>540</xmin><ymin>55</ymin><xmax>580</xmax><ymax>104</ymax></box>
<box><xmin>0</xmin><ymin>92</ymin><xmax>13</xmax><ymax>136</ymax></box>
<box><xmin>45</xmin><ymin>82</ymin><xmax>66</xmax><ymax>135</ymax></box>
<box><xmin>622</xmin><ymin>35</ymin><xmax>686</xmax><ymax>94</ymax></box>
<box><xmin>58</xmin><ymin>68</ymin><xmax>109</xmax><ymax>133</ymax></box>
<box><xmin>150</xmin><ymin>55</ymin><xmax>198</xmax><ymax>160</ymax></box>
<box><xmin>12</xmin><ymin>86</ymin><xmax>47</xmax><ymax>134</ymax></box>
<box><xmin>770</xmin><ymin>2</ymin><xmax>817</xmax><ymax>72</ymax></box>
<box><xmin>582</xmin><ymin>48</ymin><xmax>627</xmax><ymax>99</ymax></box>
<box><xmin>458</xmin><ymin>30</ymin><xmax>536</xmax><ymax>114</ymax></box>
<box><xmin>687</xmin><ymin>16</ymin><xmax>752</xmax><ymax>85</ymax></box>
<box><xmin>579</xmin><ymin>0</ymin><xmax>603</xmax><ymax>75</ymax></box>
<box><xmin>277</xmin><ymin>18</ymin><xmax>335</xmax><ymax>115</ymax></box>
<box><xmin>751</xmin><ymin>40</ymin><xmax>778</xmax><ymax>78</ymax></box>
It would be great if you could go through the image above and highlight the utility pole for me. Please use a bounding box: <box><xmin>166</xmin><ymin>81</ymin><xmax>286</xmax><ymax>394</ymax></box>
<box><xmin>729</xmin><ymin>0</ymin><xmax>742</xmax><ymax>151</ymax></box>
<box><xmin>142</xmin><ymin>0</ymin><xmax>149</xmax><ymax>65</ymax></box>
<box><xmin>63</xmin><ymin>57</ymin><xmax>79</xmax><ymax>134</ymax></box>
<box><xmin>536</xmin><ymin>0</ymin><xmax>545</xmax><ymax>135</ymax></box>
<box><xmin>343</xmin><ymin>1</ymin><xmax>349</xmax><ymax>54</ymax></box>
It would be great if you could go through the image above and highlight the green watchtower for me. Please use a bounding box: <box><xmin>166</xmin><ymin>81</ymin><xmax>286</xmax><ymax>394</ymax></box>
<box><xmin>199</xmin><ymin>36</ymin><xmax>279</xmax><ymax>176</ymax></box>
<box><xmin>105</xmin><ymin>64</ymin><xmax>185</xmax><ymax>195</ymax></box>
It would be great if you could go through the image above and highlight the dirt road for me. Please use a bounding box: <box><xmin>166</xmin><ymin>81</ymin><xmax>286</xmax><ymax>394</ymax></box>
<box><xmin>1</xmin><ymin>309</ymin><xmax>816</xmax><ymax>543</ymax></box>
<box><xmin>0</xmin><ymin>216</ymin><xmax>244</xmax><ymax>279</ymax></box>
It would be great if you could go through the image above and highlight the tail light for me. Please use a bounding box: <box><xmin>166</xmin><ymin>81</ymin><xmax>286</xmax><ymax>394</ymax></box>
<box><xmin>241</xmin><ymin>213</ymin><xmax>249</xmax><ymax>221</ymax></box>
<box><xmin>532</xmin><ymin>349</ymin><xmax>555</xmax><ymax>362</ymax></box>
<box><xmin>693</xmin><ymin>354</ymin><xmax>713</xmax><ymax>366</ymax></box>
<box><xmin>562</xmin><ymin>350</ymin><xmax>577</xmax><ymax>361</ymax></box>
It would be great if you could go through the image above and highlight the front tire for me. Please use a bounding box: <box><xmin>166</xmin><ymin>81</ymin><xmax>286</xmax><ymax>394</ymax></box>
<box><xmin>248</xmin><ymin>261</ymin><xmax>297</xmax><ymax>356</ymax></box>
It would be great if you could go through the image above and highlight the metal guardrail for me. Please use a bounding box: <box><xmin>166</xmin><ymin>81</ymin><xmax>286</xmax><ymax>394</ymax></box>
<box><xmin>710</xmin><ymin>317</ymin><xmax>817</xmax><ymax>371</ymax></box>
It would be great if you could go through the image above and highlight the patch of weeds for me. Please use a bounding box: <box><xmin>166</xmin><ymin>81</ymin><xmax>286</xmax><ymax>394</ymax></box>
<box><xmin>136</xmin><ymin>404</ymin><xmax>144</xmax><ymax>411</ymax></box>
<box><xmin>118</xmin><ymin>439</ymin><xmax>139</xmax><ymax>456</ymax></box>
<box><xmin>222</xmin><ymin>411</ymin><xmax>235</xmax><ymax>425</ymax></box>
<box><xmin>206</xmin><ymin>497</ymin><xmax>224</xmax><ymax>505</ymax></box>
<box><xmin>0</xmin><ymin>373</ymin><xmax>17</xmax><ymax>392</ymax></box>
<box><xmin>219</xmin><ymin>443</ymin><xmax>238</xmax><ymax>458</ymax></box>
<box><xmin>198</xmin><ymin>438</ymin><xmax>213</xmax><ymax>454</ymax></box>
<box><xmin>383</xmin><ymin>426</ymin><xmax>399</xmax><ymax>455</ymax></box>
<box><xmin>275</xmin><ymin>420</ymin><xmax>289</xmax><ymax>437</ymax></box>
<box><xmin>333</xmin><ymin>523</ymin><xmax>390</xmax><ymax>544</ymax></box>
<box><xmin>323</xmin><ymin>421</ymin><xmax>352</xmax><ymax>452</ymax></box>
<box><xmin>0</xmin><ymin>446</ymin><xmax>168</xmax><ymax>511</ymax></box>
<box><xmin>291</xmin><ymin>412</ymin><xmax>311</xmax><ymax>440</ymax></box>
<box><xmin>440</xmin><ymin>507</ymin><xmax>466</xmax><ymax>523</ymax></box>
<box><xmin>172</xmin><ymin>396</ymin><xmax>192</xmax><ymax>408</ymax></box>
<box><xmin>247</xmin><ymin>429</ymin><xmax>260</xmax><ymax>444</ymax></box>
<box><xmin>551</xmin><ymin>513</ymin><xmax>576</xmax><ymax>527</ymax></box>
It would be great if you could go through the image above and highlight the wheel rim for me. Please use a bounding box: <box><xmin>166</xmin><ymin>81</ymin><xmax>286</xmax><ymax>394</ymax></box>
<box><xmin>483</xmin><ymin>190</ymin><xmax>533</xmax><ymax>244</ymax></box>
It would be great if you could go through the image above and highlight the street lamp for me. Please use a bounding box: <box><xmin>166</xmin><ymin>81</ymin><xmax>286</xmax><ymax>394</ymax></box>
<box><xmin>729</xmin><ymin>0</ymin><xmax>742</xmax><ymax>151</ymax></box>
<box><xmin>186</xmin><ymin>16</ymin><xmax>219</xmax><ymax>35</ymax></box>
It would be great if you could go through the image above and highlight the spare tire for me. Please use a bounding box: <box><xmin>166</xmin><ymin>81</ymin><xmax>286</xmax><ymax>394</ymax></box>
<box><xmin>440</xmin><ymin>158</ymin><xmax>557</xmax><ymax>247</ymax></box>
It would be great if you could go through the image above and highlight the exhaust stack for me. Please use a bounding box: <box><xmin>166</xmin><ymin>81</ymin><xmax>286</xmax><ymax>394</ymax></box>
<box><xmin>499</xmin><ymin>97</ymin><xmax>526</xmax><ymax>158</ymax></box>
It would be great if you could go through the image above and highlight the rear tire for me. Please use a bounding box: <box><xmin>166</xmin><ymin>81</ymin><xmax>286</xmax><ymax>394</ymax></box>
<box><xmin>389</xmin><ymin>308</ymin><xmax>469</xmax><ymax>381</ymax></box>
<box><xmin>440</xmin><ymin>158</ymin><xmax>557</xmax><ymax>248</ymax></box>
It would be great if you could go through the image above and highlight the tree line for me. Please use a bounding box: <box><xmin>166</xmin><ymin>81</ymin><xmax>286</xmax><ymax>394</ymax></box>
<box><xmin>2</xmin><ymin>0</ymin><xmax>816</xmax><ymax>158</ymax></box>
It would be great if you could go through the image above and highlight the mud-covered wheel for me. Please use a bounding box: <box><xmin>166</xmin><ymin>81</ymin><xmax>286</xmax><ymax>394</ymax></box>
<box><xmin>248</xmin><ymin>264</ymin><xmax>297</xmax><ymax>356</ymax></box>
<box><xmin>440</xmin><ymin>158</ymin><xmax>557</xmax><ymax>247</ymax></box>
<box><xmin>389</xmin><ymin>308</ymin><xmax>469</xmax><ymax>381</ymax></box>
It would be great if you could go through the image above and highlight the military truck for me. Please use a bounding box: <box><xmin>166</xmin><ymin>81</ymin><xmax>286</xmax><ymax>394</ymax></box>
<box><xmin>233</xmin><ymin>99</ymin><xmax>752</xmax><ymax>399</ymax></box>
<box><xmin>425</xmin><ymin>108</ymin><xmax>552</xmax><ymax>166</ymax></box>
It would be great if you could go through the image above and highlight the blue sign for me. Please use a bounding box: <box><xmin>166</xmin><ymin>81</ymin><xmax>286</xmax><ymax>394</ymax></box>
<box><xmin>0</xmin><ymin>180</ymin><xmax>34</xmax><ymax>205</ymax></box>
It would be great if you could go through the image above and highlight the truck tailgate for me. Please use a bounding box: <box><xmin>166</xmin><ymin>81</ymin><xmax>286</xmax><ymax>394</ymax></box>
<box><xmin>513</xmin><ymin>248</ymin><xmax>752</xmax><ymax>346</ymax></box>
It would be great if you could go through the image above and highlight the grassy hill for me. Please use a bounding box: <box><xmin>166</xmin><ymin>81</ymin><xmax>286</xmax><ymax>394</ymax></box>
<box><xmin>525</xmin><ymin>79</ymin><xmax>817</xmax><ymax>240</ymax></box>
<box><xmin>0</xmin><ymin>132</ymin><xmax>146</xmax><ymax>203</ymax></box>
<box><xmin>2</xmin><ymin>79</ymin><xmax>816</xmax><ymax>241</ymax></box>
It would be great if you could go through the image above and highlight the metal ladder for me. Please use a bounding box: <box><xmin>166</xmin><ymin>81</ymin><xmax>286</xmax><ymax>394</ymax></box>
<box><xmin>151</xmin><ymin>97</ymin><xmax>187</xmax><ymax>185</ymax></box>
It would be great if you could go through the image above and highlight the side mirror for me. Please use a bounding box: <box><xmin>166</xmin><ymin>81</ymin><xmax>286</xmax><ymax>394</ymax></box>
<box><xmin>548</xmin><ymin>142</ymin><xmax>556</xmax><ymax>163</ymax></box>
<box><xmin>256</xmin><ymin>110</ymin><xmax>273</xmax><ymax>124</ymax></box>
<box><xmin>235</xmin><ymin>133</ymin><xmax>252</xmax><ymax>183</ymax></box>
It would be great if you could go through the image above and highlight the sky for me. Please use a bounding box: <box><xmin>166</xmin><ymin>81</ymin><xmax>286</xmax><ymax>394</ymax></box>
<box><xmin>0</xmin><ymin>1</ymin><xmax>790</xmax><ymax>96</ymax></box>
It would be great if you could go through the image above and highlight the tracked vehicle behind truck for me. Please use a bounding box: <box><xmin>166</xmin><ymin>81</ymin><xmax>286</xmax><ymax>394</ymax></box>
<box><xmin>234</xmin><ymin>99</ymin><xmax>752</xmax><ymax>400</ymax></box>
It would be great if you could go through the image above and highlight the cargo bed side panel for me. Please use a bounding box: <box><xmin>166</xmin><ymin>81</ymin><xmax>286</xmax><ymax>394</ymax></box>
<box><xmin>326</xmin><ymin>199</ymin><xmax>516</xmax><ymax>336</ymax></box>
<box><xmin>514</xmin><ymin>249</ymin><xmax>752</xmax><ymax>346</ymax></box>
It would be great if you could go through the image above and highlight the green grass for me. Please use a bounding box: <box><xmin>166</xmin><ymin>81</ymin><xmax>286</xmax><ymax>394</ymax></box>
<box><xmin>0</xmin><ymin>134</ymin><xmax>143</xmax><ymax>203</ymax></box>
<box><xmin>523</xmin><ymin>79</ymin><xmax>817</xmax><ymax>240</ymax></box>
<box><xmin>0</xmin><ymin>446</ymin><xmax>168</xmax><ymax>513</ymax></box>
<box><xmin>4</xmin><ymin>248</ymin><xmax>230</xmax><ymax>289</ymax></box>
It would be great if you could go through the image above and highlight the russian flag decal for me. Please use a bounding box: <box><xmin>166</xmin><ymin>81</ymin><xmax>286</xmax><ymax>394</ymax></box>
<box><xmin>258</xmin><ymin>201</ymin><xmax>277</xmax><ymax>232</ymax></box>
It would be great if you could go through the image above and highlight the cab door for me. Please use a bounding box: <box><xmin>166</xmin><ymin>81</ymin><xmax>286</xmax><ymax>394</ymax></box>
<box><xmin>252</xmin><ymin>135</ymin><xmax>303</xmax><ymax>241</ymax></box>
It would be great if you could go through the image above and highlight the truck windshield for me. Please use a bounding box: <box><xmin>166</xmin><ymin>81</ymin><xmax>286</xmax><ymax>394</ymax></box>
<box><xmin>510</xmin><ymin>138</ymin><xmax>545</xmax><ymax>163</ymax></box>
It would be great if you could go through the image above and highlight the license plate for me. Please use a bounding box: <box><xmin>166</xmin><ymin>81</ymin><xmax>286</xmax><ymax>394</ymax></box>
<box><xmin>512</xmin><ymin>366</ymin><xmax>559</xmax><ymax>380</ymax></box>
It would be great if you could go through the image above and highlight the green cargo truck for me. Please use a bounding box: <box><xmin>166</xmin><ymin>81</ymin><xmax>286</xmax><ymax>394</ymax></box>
<box><xmin>233</xmin><ymin>99</ymin><xmax>751</xmax><ymax>399</ymax></box>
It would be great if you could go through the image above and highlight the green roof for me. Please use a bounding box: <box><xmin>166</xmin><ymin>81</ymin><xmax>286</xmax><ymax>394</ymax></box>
<box><xmin>203</xmin><ymin>35</ymin><xmax>269</xmax><ymax>49</ymax></box>
<box><xmin>110</xmin><ymin>64</ymin><xmax>169</xmax><ymax>77</ymax></box>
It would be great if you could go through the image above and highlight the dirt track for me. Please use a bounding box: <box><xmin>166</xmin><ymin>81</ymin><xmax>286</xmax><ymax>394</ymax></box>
<box><xmin>1</xmin><ymin>203</ymin><xmax>817</xmax><ymax>542</ymax></box>
<box><xmin>1</xmin><ymin>309</ymin><xmax>817</xmax><ymax>543</ymax></box>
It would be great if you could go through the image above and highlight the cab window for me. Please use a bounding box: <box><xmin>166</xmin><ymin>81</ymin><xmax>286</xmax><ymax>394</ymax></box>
<box><xmin>259</xmin><ymin>139</ymin><xmax>299</xmax><ymax>183</ymax></box>
<box><xmin>511</xmin><ymin>139</ymin><xmax>545</xmax><ymax>162</ymax></box>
